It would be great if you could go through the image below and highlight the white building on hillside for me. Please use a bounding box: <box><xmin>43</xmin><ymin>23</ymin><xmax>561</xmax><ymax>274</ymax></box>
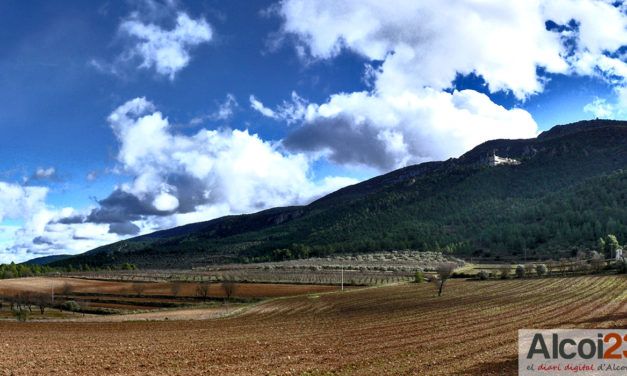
<box><xmin>487</xmin><ymin>154</ymin><xmax>521</xmax><ymax>167</ymax></box>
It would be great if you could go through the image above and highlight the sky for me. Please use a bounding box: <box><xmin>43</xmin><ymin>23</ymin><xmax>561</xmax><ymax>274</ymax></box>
<box><xmin>0</xmin><ymin>0</ymin><xmax>626</xmax><ymax>263</ymax></box>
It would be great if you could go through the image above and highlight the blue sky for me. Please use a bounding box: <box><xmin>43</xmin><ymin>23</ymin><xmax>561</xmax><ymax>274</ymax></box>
<box><xmin>0</xmin><ymin>0</ymin><xmax>626</xmax><ymax>262</ymax></box>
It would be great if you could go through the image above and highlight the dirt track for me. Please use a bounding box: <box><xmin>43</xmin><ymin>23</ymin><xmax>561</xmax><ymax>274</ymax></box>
<box><xmin>0</xmin><ymin>276</ymin><xmax>624</xmax><ymax>375</ymax></box>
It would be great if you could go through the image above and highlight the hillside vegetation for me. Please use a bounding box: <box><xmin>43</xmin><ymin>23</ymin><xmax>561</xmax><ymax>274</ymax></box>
<box><xmin>52</xmin><ymin>120</ymin><xmax>627</xmax><ymax>268</ymax></box>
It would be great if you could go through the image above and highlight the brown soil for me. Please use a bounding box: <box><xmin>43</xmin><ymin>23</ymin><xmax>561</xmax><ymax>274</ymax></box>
<box><xmin>0</xmin><ymin>276</ymin><xmax>624</xmax><ymax>375</ymax></box>
<box><xmin>0</xmin><ymin>277</ymin><xmax>339</xmax><ymax>298</ymax></box>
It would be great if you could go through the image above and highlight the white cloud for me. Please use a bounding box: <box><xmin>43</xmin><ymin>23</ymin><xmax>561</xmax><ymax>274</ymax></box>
<box><xmin>280</xmin><ymin>0</ymin><xmax>573</xmax><ymax>99</ymax></box>
<box><xmin>120</xmin><ymin>12</ymin><xmax>212</xmax><ymax>79</ymax></box>
<box><xmin>275</xmin><ymin>0</ymin><xmax>627</xmax><ymax>171</ymax></box>
<box><xmin>0</xmin><ymin>183</ymin><xmax>118</xmax><ymax>262</ymax></box>
<box><xmin>86</xmin><ymin>171</ymin><xmax>98</xmax><ymax>181</ymax></box>
<box><xmin>212</xmin><ymin>93</ymin><xmax>238</xmax><ymax>121</ymax></box>
<box><xmin>250</xmin><ymin>91</ymin><xmax>311</xmax><ymax>124</ymax></box>
<box><xmin>152</xmin><ymin>192</ymin><xmax>179</xmax><ymax>212</ymax></box>
<box><xmin>0</xmin><ymin>97</ymin><xmax>359</xmax><ymax>262</ymax></box>
<box><xmin>34</xmin><ymin>167</ymin><xmax>56</xmax><ymax>180</ymax></box>
<box><xmin>250</xmin><ymin>95</ymin><xmax>277</xmax><ymax>118</ymax></box>
<box><xmin>583</xmin><ymin>97</ymin><xmax>616</xmax><ymax>118</ymax></box>
<box><xmin>98</xmin><ymin>97</ymin><xmax>358</xmax><ymax>227</ymax></box>
<box><xmin>0</xmin><ymin>183</ymin><xmax>48</xmax><ymax>223</ymax></box>
<box><xmin>284</xmin><ymin>89</ymin><xmax>537</xmax><ymax>169</ymax></box>
<box><xmin>190</xmin><ymin>94</ymin><xmax>239</xmax><ymax>125</ymax></box>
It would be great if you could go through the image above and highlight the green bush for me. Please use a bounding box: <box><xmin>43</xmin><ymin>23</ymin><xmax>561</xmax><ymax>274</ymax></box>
<box><xmin>478</xmin><ymin>270</ymin><xmax>489</xmax><ymax>280</ymax></box>
<box><xmin>536</xmin><ymin>264</ymin><xmax>548</xmax><ymax>277</ymax></box>
<box><xmin>62</xmin><ymin>300</ymin><xmax>81</xmax><ymax>312</ymax></box>
<box><xmin>414</xmin><ymin>270</ymin><xmax>425</xmax><ymax>283</ymax></box>
<box><xmin>617</xmin><ymin>258</ymin><xmax>627</xmax><ymax>274</ymax></box>
<box><xmin>499</xmin><ymin>266</ymin><xmax>511</xmax><ymax>279</ymax></box>
<box><xmin>14</xmin><ymin>310</ymin><xmax>29</xmax><ymax>322</ymax></box>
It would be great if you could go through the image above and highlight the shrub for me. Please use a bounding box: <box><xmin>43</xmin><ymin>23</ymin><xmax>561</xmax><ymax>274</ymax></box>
<box><xmin>478</xmin><ymin>270</ymin><xmax>489</xmax><ymax>280</ymax></box>
<box><xmin>414</xmin><ymin>270</ymin><xmax>425</xmax><ymax>283</ymax></box>
<box><xmin>14</xmin><ymin>310</ymin><xmax>29</xmax><ymax>322</ymax></box>
<box><xmin>536</xmin><ymin>264</ymin><xmax>548</xmax><ymax>277</ymax></box>
<box><xmin>617</xmin><ymin>258</ymin><xmax>627</xmax><ymax>274</ymax></box>
<box><xmin>499</xmin><ymin>266</ymin><xmax>511</xmax><ymax>279</ymax></box>
<box><xmin>62</xmin><ymin>300</ymin><xmax>81</xmax><ymax>312</ymax></box>
<box><xmin>524</xmin><ymin>264</ymin><xmax>535</xmax><ymax>276</ymax></box>
<box><xmin>515</xmin><ymin>265</ymin><xmax>525</xmax><ymax>279</ymax></box>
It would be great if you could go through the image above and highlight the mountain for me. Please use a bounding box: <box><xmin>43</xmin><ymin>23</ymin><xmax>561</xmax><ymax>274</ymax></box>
<box><xmin>51</xmin><ymin>119</ymin><xmax>627</xmax><ymax>269</ymax></box>
<box><xmin>22</xmin><ymin>254</ymin><xmax>73</xmax><ymax>265</ymax></box>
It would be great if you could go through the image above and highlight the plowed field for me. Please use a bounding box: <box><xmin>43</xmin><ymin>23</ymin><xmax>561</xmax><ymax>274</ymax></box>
<box><xmin>0</xmin><ymin>276</ymin><xmax>624</xmax><ymax>375</ymax></box>
<box><xmin>0</xmin><ymin>277</ymin><xmax>339</xmax><ymax>298</ymax></box>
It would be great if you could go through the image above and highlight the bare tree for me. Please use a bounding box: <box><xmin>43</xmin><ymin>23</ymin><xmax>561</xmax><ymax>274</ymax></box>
<box><xmin>132</xmin><ymin>282</ymin><xmax>146</xmax><ymax>297</ymax></box>
<box><xmin>524</xmin><ymin>264</ymin><xmax>535</xmax><ymax>277</ymax></box>
<box><xmin>61</xmin><ymin>282</ymin><xmax>73</xmax><ymax>297</ymax></box>
<box><xmin>196</xmin><ymin>281</ymin><xmax>211</xmax><ymax>302</ymax></box>
<box><xmin>499</xmin><ymin>265</ymin><xmax>511</xmax><ymax>280</ymax></box>
<box><xmin>170</xmin><ymin>281</ymin><xmax>183</xmax><ymax>298</ymax></box>
<box><xmin>34</xmin><ymin>293</ymin><xmax>50</xmax><ymax>314</ymax></box>
<box><xmin>23</xmin><ymin>291</ymin><xmax>33</xmax><ymax>313</ymax></box>
<box><xmin>436</xmin><ymin>262</ymin><xmax>456</xmax><ymax>297</ymax></box>
<box><xmin>221</xmin><ymin>280</ymin><xmax>237</xmax><ymax>302</ymax></box>
<box><xmin>590</xmin><ymin>251</ymin><xmax>604</xmax><ymax>273</ymax></box>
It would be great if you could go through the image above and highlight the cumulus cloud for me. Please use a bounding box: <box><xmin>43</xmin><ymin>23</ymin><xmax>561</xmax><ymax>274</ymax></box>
<box><xmin>283</xmin><ymin>89</ymin><xmax>536</xmax><ymax>170</ymax></box>
<box><xmin>61</xmin><ymin>97</ymin><xmax>357</xmax><ymax>231</ymax></box>
<box><xmin>119</xmin><ymin>11</ymin><xmax>212</xmax><ymax>79</ymax></box>
<box><xmin>0</xmin><ymin>183</ymin><xmax>48</xmax><ymax>223</ymax></box>
<box><xmin>280</xmin><ymin>0</ymin><xmax>569</xmax><ymax>99</ymax></box>
<box><xmin>1</xmin><ymin>97</ymin><xmax>357</xmax><ymax>261</ymax></box>
<box><xmin>0</xmin><ymin>182</ymin><xmax>120</xmax><ymax>262</ymax></box>
<box><xmin>274</xmin><ymin>0</ymin><xmax>627</xmax><ymax>171</ymax></box>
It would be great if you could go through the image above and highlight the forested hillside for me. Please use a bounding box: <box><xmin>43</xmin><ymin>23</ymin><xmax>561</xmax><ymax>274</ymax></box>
<box><xmin>51</xmin><ymin>120</ymin><xmax>627</xmax><ymax>268</ymax></box>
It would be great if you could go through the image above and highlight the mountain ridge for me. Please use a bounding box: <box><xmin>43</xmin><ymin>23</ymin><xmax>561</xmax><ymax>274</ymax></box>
<box><xmin>47</xmin><ymin>119</ymin><xmax>627</xmax><ymax>268</ymax></box>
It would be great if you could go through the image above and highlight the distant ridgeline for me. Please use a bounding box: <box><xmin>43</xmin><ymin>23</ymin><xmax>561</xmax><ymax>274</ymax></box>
<box><xmin>49</xmin><ymin>120</ymin><xmax>627</xmax><ymax>269</ymax></box>
<box><xmin>3</xmin><ymin>261</ymin><xmax>138</xmax><ymax>278</ymax></box>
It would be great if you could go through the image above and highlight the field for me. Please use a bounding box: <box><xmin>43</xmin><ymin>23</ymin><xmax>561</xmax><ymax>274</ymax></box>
<box><xmin>0</xmin><ymin>275</ymin><xmax>624</xmax><ymax>375</ymax></box>
<box><xmin>0</xmin><ymin>277</ymin><xmax>340</xmax><ymax>315</ymax></box>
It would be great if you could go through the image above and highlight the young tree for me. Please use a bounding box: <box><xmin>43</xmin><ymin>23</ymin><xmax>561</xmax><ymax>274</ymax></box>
<box><xmin>477</xmin><ymin>270</ymin><xmax>489</xmax><ymax>280</ymax></box>
<box><xmin>170</xmin><ymin>281</ymin><xmax>183</xmax><ymax>298</ymax></box>
<box><xmin>34</xmin><ymin>293</ymin><xmax>50</xmax><ymax>314</ymax></box>
<box><xmin>132</xmin><ymin>282</ymin><xmax>146</xmax><ymax>297</ymax></box>
<box><xmin>435</xmin><ymin>262</ymin><xmax>456</xmax><ymax>297</ymax></box>
<box><xmin>196</xmin><ymin>281</ymin><xmax>211</xmax><ymax>301</ymax></box>
<box><xmin>524</xmin><ymin>264</ymin><xmax>535</xmax><ymax>277</ymax></box>
<box><xmin>536</xmin><ymin>264</ymin><xmax>548</xmax><ymax>277</ymax></box>
<box><xmin>515</xmin><ymin>265</ymin><xmax>525</xmax><ymax>279</ymax></box>
<box><xmin>597</xmin><ymin>238</ymin><xmax>606</xmax><ymax>254</ymax></box>
<box><xmin>499</xmin><ymin>265</ymin><xmax>511</xmax><ymax>280</ymax></box>
<box><xmin>61</xmin><ymin>282</ymin><xmax>73</xmax><ymax>297</ymax></box>
<box><xmin>605</xmin><ymin>234</ymin><xmax>620</xmax><ymax>259</ymax></box>
<box><xmin>23</xmin><ymin>291</ymin><xmax>33</xmax><ymax>313</ymax></box>
<box><xmin>414</xmin><ymin>270</ymin><xmax>425</xmax><ymax>283</ymax></box>
<box><xmin>221</xmin><ymin>280</ymin><xmax>237</xmax><ymax>302</ymax></box>
<box><xmin>590</xmin><ymin>251</ymin><xmax>604</xmax><ymax>273</ymax></box>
